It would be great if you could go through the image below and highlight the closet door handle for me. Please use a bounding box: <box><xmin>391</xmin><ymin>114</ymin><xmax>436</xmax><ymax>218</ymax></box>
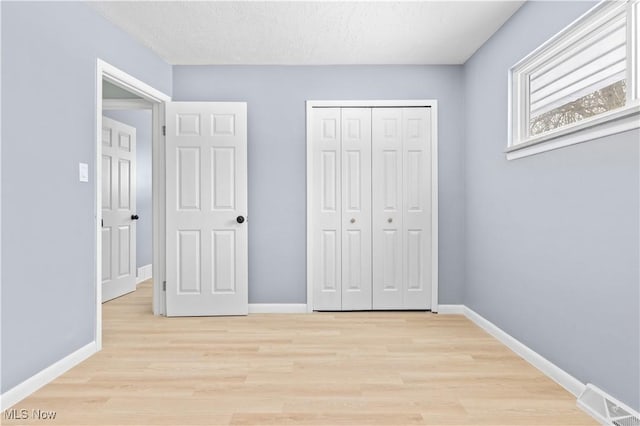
<box><xmin>387</xmin><ymin>218</ymin><xmax>393</xmax><ymax>223</ymax></box>
<box><xmin>350</xmin><ymin>218</ymin><xmax>356</xmax><ymax>224</ymax></box>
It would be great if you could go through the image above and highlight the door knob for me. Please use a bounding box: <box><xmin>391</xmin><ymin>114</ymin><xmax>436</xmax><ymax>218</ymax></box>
<box><xmin>131</xmin><ymin>214</ymin><xmax>139</xmax><ymax>220</ymax></box>
<box><xmin>350</xmin><ymin>218</ymin><xmax>356</xmax><ymax>224</ymax></box>
<box><xmin>388</xmin><ymin>218</ymin><xmax>393</xmax><ymax>223</ymax></box>
<box><xmin>236</xmin><ymin>215</ymin><xmax>245</xmax><ymax>224</ymax></box>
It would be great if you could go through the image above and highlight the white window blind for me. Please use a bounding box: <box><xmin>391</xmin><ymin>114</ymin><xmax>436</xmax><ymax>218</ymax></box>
<box><xmin>529</xmin><ymin>10</ymin><xmax>626</xmax><ymax>119</ymax></box>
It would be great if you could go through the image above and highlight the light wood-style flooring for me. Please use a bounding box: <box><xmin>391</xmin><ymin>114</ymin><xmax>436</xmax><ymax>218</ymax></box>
<box><xmin>5</xmin><ymin>281</ymin><xmax>595</xmax><ymax>425</ymax></box>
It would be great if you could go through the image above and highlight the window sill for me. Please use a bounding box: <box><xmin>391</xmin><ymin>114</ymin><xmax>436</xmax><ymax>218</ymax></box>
<box><xmin>506</xmin><ymin>104</ymin><xmax>640</xmax><ymax>160</ymax></box>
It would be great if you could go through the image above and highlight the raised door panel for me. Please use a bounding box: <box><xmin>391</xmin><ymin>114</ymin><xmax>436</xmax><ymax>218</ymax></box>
<box><xmin>212</xmin><ymin>114</ymin><xmax>235</xmax><ymax>136</ymax></box>
<box><xmin>405</xmin><ymin>150</ymin><xmax>423</xmax><ymax>212</ymax></box>
<box><xmin>321</xmin><ymin>151</ymin><xmax>338</xmax><ymax>212</ymax></box>
<box><xmin>102</xmin><ymin>227</ymin><xmax>112</xmax><ymax>283</ymax></box>
<box><xmin>177</xmin><ymin>230</ymin><xmax>201</xmax><ymax>294</ymax></box>
<box><xmin>102</xmin><ymin>128</ymin><xmax>112</xmax><ymax>147</ymax></box>
<box><xmin>341</xmin><ymin>108</ymin><xmax>371</xmax><ymax>310</ymax></box>
<box><xmin>372</xmin><ymin>108</ymin><xmax>403</xmax><ymax>309</ymax></box>
<box><xmin>119</xmin><ymin>132</ymin><xmax>132</xmax><ymax>152</ymax></box>
<box><xmin>102</xmin><ymin>156</ymin><xmax>112</xmax><ymax>210</ymax></box>
<box><xmin>177</xmin><ymin>147</ymin><xmax>201</xmax><ymax>210</ymax></box>
<box><xmin>344</xmin><ymin>151</ymin><xmax>361</xmax><ymax>212</ymax></box>
<box><xmin>177</xmin><ymin>114</ymin><xmax>201</xmax><ymax>136</ymax></box>
<box><xmin>118</xmin><ymin>225</ymin><xmax>132</xmax><ymax>278</ymax></box>
<box><xmin>212</xmin><ymin>230</ymin><xmax>236</xmax><ymax>293</ymax></box>
<box><xmin>402</xmin><ymin>108</ymin><xmax>431</xmax><ymax>309</ymax></box>
<box><xmin>118</xmin><ymin>159</ymin><xmax>131</xmax><ymax>210</ymax></box>
<box><xmin>211</xmin><ymin>148</ymin><xmax>236</xmax><ymax>210</ymax></box>
<box><xmin>311</xmin><ymin>108</ymin><xmax>342</xmax><ymax>310</ymax></box>
<box><xmin>321</xmin><ymin>230</ymin><xmax>338</xmax><ymax>292</ymax></box>
<box><xmin>344</xmin><ymin>230</ymin><xmax>362</xmax><ymax>291</ymax></box>
<box><xmin>406</xmin><ymin>230</ymin><xmax>423</xmax><ymax>291</ymax></box>
<box><xmin>382</xmin><ymin>230</ymin><xmax>401</xmax><ymax>290</ymax></box>
<box><xmin>166</xmin><ymin>102</ymin><xmax>248</xmax><ymax>316</ymax></box>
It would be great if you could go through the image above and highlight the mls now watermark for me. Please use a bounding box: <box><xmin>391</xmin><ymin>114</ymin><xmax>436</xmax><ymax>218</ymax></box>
<box><xmin>4</xmin><ymin>408</ymin><xmax>57</xmax><ymax>421</ymax></box>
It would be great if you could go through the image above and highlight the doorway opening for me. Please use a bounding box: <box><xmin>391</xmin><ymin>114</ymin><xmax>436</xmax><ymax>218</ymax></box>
<box><xmin>95</xmin><ymin>59</ymin><xmax>171</xmax><ymax>350</ymax></box>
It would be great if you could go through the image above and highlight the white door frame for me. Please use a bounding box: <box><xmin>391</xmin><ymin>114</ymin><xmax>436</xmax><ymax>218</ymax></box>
<box><xmin>305</xmin><ymin>100</ymin><xmax>439</xmax><ymax>313</ymax></box>
<box><xmin>96</xmin><ymin>59</ymin><xmax>171</xmax><ymax>350</ymax></box>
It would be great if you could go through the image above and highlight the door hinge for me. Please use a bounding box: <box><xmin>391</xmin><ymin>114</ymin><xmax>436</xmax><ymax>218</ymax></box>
<box><xmin>162</xmin><ymin>281</ymin><xmax>167</xmax><ymax>291</ymax></box>
<box><xmin>162</xmin><ymin>125</ymin><xmax>166</xmax><ymax>136</ymax></box>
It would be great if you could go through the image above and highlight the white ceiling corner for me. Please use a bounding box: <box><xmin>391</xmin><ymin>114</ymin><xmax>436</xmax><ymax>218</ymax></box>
<box><xmin>89</xmin><ymin>1</ymin><xmax>525</xmax><ymax>65</ymax></box>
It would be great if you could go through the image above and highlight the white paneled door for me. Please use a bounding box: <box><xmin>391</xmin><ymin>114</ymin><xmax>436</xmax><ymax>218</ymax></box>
<box><xmin>102</xmin><ymin>117</ymin><xmax>137</xmax><ymax>302</ymax></box>
<box><xmin>341</xmin><ymin>108</ymin><xmax>372</xmax><ymax>310</ymax></box>
<box><xmin>401</xmin><ymin>108</ymin><xmax>432</xmax><ymax>309</ymax></box>
<box><xmin>310</xmin><ymin>105</ymin><xmax>433</xmax><ymax>311</ymax></box>
<box><xmin>165</xmin><ymin>102</ymin><xmax>248</xmax><ymax>316</ymax></box>
<box><xmin>372</xmin><ymin>108</ymin><xmax>403</xmax><ymax>308</ymax></box>
<box><xmin>310</xmin><ymin>108</ymin><xmax>342</xmax><ymax>310</ymax></box>
<box><xmin>310</xmin><ymin>108</ymin><xmax>373</xmax><ymax>310</ymax></box>
<box><xmin>372</xmin><ymin>108</ymin><xmax>432</xmax><ymax>309</ymax></box>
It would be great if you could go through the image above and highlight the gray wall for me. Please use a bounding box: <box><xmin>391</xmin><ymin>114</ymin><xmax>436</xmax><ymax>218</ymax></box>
<box><xmin>1</xmin><ymin>2</ymin><xmax>171</xmax><ymax>392</ymax></box>
<box><xmin>172</xmin><ymin>65</ymin><xmax>466</xmax><ymax>304</ymax></box>
<box><xmin>103</xmin><ymin>110</ymin><xmax>153</xmax><ymax>269</ymax></box>
<box><xmin>464</xmin><ymin>0</ymin><xmax>640</xmax><ymax>411</ymax></box>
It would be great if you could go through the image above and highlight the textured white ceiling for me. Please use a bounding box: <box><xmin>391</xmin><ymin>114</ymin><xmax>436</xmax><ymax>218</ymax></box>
<box><xmin>90</xmin><ymin>1</ymin><xmax>524</xmax><ymax>65</ymax></box>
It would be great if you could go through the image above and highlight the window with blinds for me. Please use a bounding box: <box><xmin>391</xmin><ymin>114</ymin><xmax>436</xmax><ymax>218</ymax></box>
<box><xmin>508</xmin><ymin>0</ymin><xmax>639</xmax><ymax>159</ymax></box>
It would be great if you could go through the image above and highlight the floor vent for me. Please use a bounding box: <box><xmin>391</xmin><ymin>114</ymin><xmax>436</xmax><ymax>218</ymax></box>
<box><xmin>578</xmin><ymin>384</ymin><xmax>640</xmax><ymax>426</ymax></box>
<box><xmin>613</xmin><ymin>417</ymin><xmax>640</xmax><ymax>426</ymax></box>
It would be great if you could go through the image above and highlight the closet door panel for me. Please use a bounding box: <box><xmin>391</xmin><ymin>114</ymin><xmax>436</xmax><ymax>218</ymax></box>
<box><xmin>341</xmin><ymin>108</ymin><xmax>372</xmax><ymax>310</ymax></box>
<box><xmin>311</xmin><ymin>108</ymin><xmax>342</xmax><ymax>310</ymax></box>
<box><xmin>403</xmin><ymin>107</ymin><xmax>432</xmax><ymax>309</ymax></box>
<box><xmin>372</xmin><ymin>108</ymin><xmax>403</xmax><ymax>309</ymax></box>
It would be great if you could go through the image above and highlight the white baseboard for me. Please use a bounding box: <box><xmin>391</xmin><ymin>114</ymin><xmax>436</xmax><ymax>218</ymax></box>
<box><xmin>463</xmin><ymin>306</ymin><xmax>586</xmax><ymax>398</ymax></box>
<box><xmin>0</xmin><ymin>341</ymin><xmax>97</xmax><ymax>410</ymax></box>
<box><xmin>136</xmin><ymin>264</ymin><xmax>152</xmax><ymax>284</ymax></box>
<box><xmin>438</xmin><ymin>304</ymin><xmax>584</xmax><ymax>397</ymax></box>
<box><xmin>248</xmin><ymin>303</ymin><xmax>308</xmax><ymax>314</ymax></box>
<box><xmin>437</xmin><ymin>304</ymin><xmax>465</xmax><ymax>314</ymax></box>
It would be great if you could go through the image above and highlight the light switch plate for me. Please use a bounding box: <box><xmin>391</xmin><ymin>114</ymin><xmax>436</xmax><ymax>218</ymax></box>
<box><xmin>79</xmin><ymin>162</ymin><xmax>89</xmax><ymax>182</ymax></box>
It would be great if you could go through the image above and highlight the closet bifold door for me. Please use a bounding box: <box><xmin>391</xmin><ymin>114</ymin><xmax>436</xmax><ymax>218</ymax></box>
<box><xmin>341</xmin><ymin>108</ymin><xmax>372</xmax><ymax>310</ymax></box>
<box><xmin>372</xmin><ymin>108</ymin><xmax>404</xmax><ymax>309</ymax></box>
<box><xmin>402</xmin><ymin>107</ymin><xmax>432</xmax><ymax>309</ymax></box>
<box><xmin>372</xmin><ymin>107</ymin><xmax>432</xmax><ymax>310</ymax></box>
<box><xmin>311</xmin><ymin>108</ymin><xmax>342</xmax><ymax>310</ymax></box>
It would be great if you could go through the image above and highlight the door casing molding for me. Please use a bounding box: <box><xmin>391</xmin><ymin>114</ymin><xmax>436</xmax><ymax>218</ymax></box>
<box><xmin>96</xmin><ymin>59</ymin><xmax>171</xmax><ymax>350</ymax></box>
<box><xmin>305</xmin><ymin>100</ymin><xmax>439</xmax><ymax>312</ymax></box>
<box><xmin>103</xmin><ymin>98</ymin><xmax>153</xmax><ymax>111</ymax></box>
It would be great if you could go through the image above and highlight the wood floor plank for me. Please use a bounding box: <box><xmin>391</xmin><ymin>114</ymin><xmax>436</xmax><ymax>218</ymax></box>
<box><xmin>3</xmin><ymin>281</ymin><xmax>596</xmax><ymax>425</ymax></box>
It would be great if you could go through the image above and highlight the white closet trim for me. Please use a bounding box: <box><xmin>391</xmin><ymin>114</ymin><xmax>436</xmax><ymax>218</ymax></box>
<box><xmin>305</xmin><ymin>100</ymin><xmax>439</xmax><ymax>312</ymax></box>
<box><xmin>307</xmin><ymin>100</ymin><xmax>437</xmax><ymax>108</ymax></box>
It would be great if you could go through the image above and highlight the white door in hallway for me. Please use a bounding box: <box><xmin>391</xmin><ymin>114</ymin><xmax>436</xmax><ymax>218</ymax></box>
<box><xmin>102</xmin><ymin>117</ymin><xmax>137</xmax><ymax>302</ymax></box>
<box><xmin>165</xmin><ymin>102</ymin><xmax>248</xmax><ymax>316</ymax></box>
